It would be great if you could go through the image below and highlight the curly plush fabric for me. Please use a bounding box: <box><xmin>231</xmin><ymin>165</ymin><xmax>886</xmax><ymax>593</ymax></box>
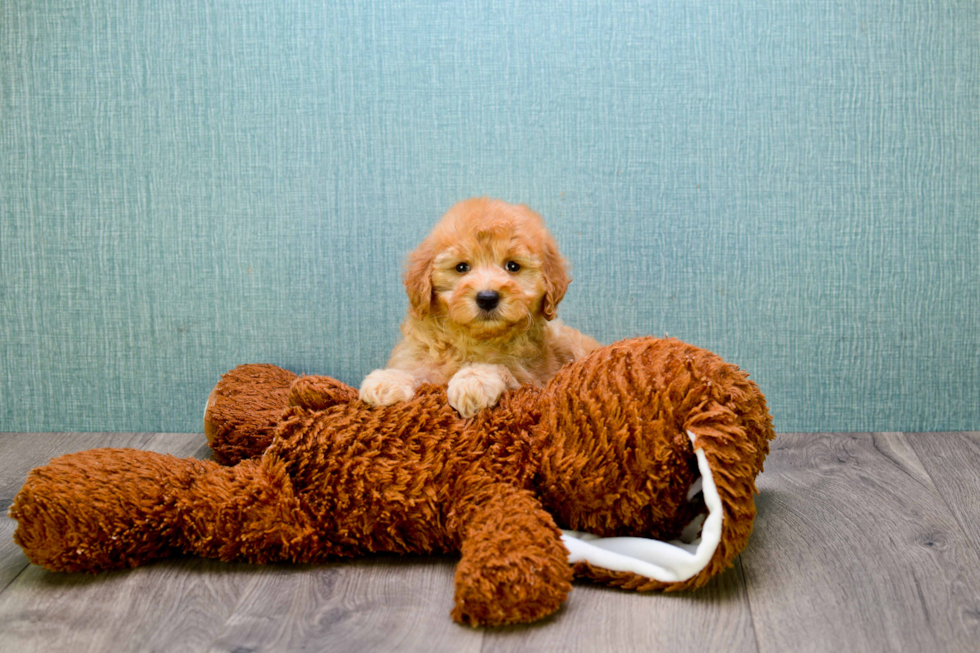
<box><xmin>10</xmin><ymin>337</ymin><xmax>774</xmax><ymax>626</ymax></box>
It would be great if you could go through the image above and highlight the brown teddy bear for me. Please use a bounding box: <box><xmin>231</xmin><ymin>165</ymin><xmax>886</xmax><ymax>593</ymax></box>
<box><xmin>9</xmin><ymin>337</ymin><xmax>774</xmax><ymax>627</ymax></box>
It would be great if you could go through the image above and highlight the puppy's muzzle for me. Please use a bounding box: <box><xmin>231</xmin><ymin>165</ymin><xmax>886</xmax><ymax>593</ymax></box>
<box><xmin>475</xmin><ymin>290</ymin><xmax>501</xmax><ymax>312</ymax></box>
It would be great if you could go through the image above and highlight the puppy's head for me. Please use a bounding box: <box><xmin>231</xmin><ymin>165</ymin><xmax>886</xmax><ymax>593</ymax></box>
<box><xmin>405</xmin><ymin>198</ymin><xmax>569</xmax><ymax>338</ymax></box>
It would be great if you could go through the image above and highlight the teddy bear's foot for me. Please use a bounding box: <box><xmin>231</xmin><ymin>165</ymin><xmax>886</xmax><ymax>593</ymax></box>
<box><xmin>11</xmin><ymin>449</ymin><xmax>215</xmax><ymax>572</ymax></box>
<box><xmin>450</xmin><ymin>485</ymin><xmax>572</xmax><ymax>627</ymax></box>
<box><xmin>204</xmin><ymin>364</ymin><xmax>298</xmax><ymax>464</ymax></box>
<box><xmin>452</xmin><ymin>556</ymin><xmax>571</xmax><ymax>627</ymax></box>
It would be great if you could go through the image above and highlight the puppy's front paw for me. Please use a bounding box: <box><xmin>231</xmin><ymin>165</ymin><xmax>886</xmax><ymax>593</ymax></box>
<box><xmin>447</xmin><ymin>365</ymin><xmax>511</xmax><ymax>418</ymax></box>
<box><xmin>359</xmin><ymin>369</ymin><xmax>416</xmax><ymax>406</ymax></box>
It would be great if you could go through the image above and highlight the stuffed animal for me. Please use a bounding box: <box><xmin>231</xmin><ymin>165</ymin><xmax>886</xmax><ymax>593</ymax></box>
<box><xmin>9</xmin><ymin>337</ymin><xmax>774</xmax><ymax>627</ymax></box>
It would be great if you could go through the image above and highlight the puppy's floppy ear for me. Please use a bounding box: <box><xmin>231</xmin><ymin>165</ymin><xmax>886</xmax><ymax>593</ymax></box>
<box><xmin>540</xmin><ymin>239</ymin><xmax>569</xmax><ymax>321</ymax></box>
<box><xmin>404</xmin><ymin>243</ymin><xmax>436</xmax><ymax>318</ymax></box>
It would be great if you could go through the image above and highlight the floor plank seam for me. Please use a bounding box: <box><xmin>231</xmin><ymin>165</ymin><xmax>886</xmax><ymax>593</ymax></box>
<box><xmin>0</xmin><ymin>561</ymin><xmax>30</xmax><ymax>597</ymax></box>
<box><xmin>736</xmin><ymin>555</ymin><xmax>763</xmax><ymax>653</ymax></box>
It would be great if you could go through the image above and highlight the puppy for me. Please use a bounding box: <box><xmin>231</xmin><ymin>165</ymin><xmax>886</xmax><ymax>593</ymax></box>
<box><xmin>359</xmin><ymin>198</ymin><xmax>600</xmax><ymax>417</ymax></box>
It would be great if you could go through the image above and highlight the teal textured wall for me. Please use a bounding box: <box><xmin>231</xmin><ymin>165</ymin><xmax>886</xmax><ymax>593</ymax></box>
<box><xmin>2</xmin><ymin>1</ymin><xmax>978</xmax><ymax>433</ymax></box>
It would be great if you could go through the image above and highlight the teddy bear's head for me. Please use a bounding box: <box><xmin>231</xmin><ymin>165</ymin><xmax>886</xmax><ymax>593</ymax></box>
<box><xmin>529</xmin><ymin>337</ymin><xmax>773</xmax><ymax>590</ymax></box>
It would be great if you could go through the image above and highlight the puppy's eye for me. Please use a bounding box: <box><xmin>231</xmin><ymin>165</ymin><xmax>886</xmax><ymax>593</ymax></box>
<box><xmin>455</xmin><ymin>262</ymin><xmax>470</xmax><ymax>273</ymax></box>
<box><xmin>505</xmin><ymin>261</ymin><xmax>521</xmax><ymax>272</ymax></box>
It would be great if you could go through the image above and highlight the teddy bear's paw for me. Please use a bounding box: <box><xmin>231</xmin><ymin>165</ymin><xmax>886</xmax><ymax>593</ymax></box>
<box><xmin>447</xmin><ymin>364</ymin><xmax>515</xmax><ymax>418</ymax></box>
<box><xmin>451</xmin><ymin>558</ymin><xmax>571</xmax><ymax>627</ymax></box>
<box><xmin>358</xmin><ymin>368</ymin><xmax>417</xmax><ymax>406</ymax></box>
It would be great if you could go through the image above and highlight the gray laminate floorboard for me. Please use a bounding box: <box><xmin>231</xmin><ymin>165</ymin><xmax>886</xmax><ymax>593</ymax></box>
<box><xmin>0</xmin><ymin>519</ymin><xmax>21</xmax><ymax>594</ymax></box>
<box><xmin>740</xmin><ymin>432</ymin><xmax>980</xmax><ymax>653</ymax></box>
<box><xmin>208</xmin><ymin>557</ymin><xmax>484</xmax><ymax>653</ymax></box>
<box><xmin>905</xmin><ymin>432</ymin><xmax>980</xmax><ymax>560</ymax></box>
<box><xmin>482</xmin><ymin>561</ymin><xmax>757</xmax><ymax>653</ymax></box>
<box><xmin>1</xmin><ymin>432</ymin><xmax>979</xmax><ymax>652</ymax></box>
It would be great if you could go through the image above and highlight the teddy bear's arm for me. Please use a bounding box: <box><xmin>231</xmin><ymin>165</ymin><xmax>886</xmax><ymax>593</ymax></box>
<box><xmin>10</xmin><ymin>448</ymin><xmax>326</xmax><ymax>572</ymax></box>
<box><xmin>449</xmin><ymin>481</ymin><xmax>573</xmax><ymax>627</ymax></box>
<box><xmin>205</xmin><ymin>364</ymin><xmax>360</xmax><ymax>465</ymax></box>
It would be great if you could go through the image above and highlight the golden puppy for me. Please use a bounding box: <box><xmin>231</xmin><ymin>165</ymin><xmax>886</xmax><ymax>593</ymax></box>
<box><xmin>359</xmin><ymin>198</ymin><xmax>600</xmax><ymax>417</ymax></box>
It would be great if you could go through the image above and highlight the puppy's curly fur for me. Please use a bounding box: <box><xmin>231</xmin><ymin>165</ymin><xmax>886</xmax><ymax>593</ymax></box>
<box><xmin>360</xmin><ymin>198</ymin><xmax>600</xmax><ymax>417</ymax></box>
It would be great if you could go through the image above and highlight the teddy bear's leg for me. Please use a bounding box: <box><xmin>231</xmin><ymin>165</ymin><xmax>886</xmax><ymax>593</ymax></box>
<box><xmin>11</xmin><ymin>449</ymin><xmax>219</xmax><ymax>572</ymax></box>
<box><xmin>11</xmin><ymin>448</ymin><xmax>322</xmax><ymax>573</ymax></box>
<box><xmin>175</xmin><ymin>454</ymin><xmax>321</xmax><ymax>564</ymax></box>
<box><xmin>450</xmin><ymin>482</ymin><xmax>573</xmax><ymax>627</ymax></box>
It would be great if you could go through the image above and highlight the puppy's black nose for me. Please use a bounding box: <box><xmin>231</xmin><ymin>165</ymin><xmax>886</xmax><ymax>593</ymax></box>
<box><xmin>475</xmin><ymin>290</ymin><xmax>500</xmax><ymax>311</ymax></box>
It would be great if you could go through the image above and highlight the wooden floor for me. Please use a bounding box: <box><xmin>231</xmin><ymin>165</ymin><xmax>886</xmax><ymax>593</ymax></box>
<box><xmin>1</xmin><ymin>432</ymin><xmax>979</xmax><ymax>652</ymax></box>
